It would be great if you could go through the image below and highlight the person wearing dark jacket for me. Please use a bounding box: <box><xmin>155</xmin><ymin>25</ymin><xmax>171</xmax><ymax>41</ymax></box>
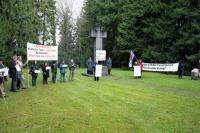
<box><xmin>107</xmin><ymin>57</ymin><xmax>112</xmax><ymax>75</ymax></box>
<box><xmin>42</xmin><ymin>63</ymin><xmax>49</xmax><ymax>84</ymax></box>
<box><xmin>87</xmin><ymin>57</ymin><xmax>93</xmax><ymax>75</ymax></box>
<box><xmin>30</xmin><ymin>61</ymin><xmax>38</xmax><ymax>86</ymax></box>
<box><xmin>9</xmin><ymin>55</ymin><xmax>18</xmax><ymax>92</ymax></box>
<box><xmin>69</xmin><ymin>59</ymin><xmax>76</xmax><ymax>81</ymax></box>
<box><xmin>178</xmin><ymin>60</ymin><xmax>184</xmax><ymax>79</ymax></box>
<box><xmin>51</xmin><ymin>61</ymin><xmax>57</xmax><ymax>83</ymax></box>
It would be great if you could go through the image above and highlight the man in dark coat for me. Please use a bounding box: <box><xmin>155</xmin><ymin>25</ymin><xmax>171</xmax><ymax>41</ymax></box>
<box><xmin>178</xmin><ymin>60</ymin><xmax>184</xmax><ymax>79</ymax></box>
<box><xmin>42</xmin><ymin>62</ymin><xmax>49</xmax><ymax>84</ymax></box>
<box><xmin>51</xmin><ymin>61</ymin><xmax>57</xmax><ymax>83</ymax></box>
<box><xmin>9</xmin><ymin>55</ymin><xmax>18</xmax><ymax>92</ymax></box>
<box><xmin>30</xmin><ymin>61</ymin><xmax>38</xmax><ymax>86</ymax></box>
<box><xmin>87</xmin><ymin>57</ymin><xmax>93</xmax><ymax>75</ymax></box>
<box><xmin>107</xmin><ymin>57</ymin><xmax>112</xmax><ymax>75</ymax></box>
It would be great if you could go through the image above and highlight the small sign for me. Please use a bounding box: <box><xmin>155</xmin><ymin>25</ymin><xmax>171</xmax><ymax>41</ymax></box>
<box><xmin>62</xmin><ymin>64</ymin><xmax>68</xmax><ymax>68</ymax></box>
<box><xmin>96</xmin><ymin>50</ymin><xmax>106</xmax><ymax>61</ymax></box>
<box><xmin>134</xmin><ymin>66</ymin><xmax>141</xmax><ymax>77</ymax></box>
<box><xmin>15</xmin><ymin>65</ymin><xmax>21</xmax><ymax>72</ymax></box>
<box><xmin>34</xmin><ymin>70</ymin><xmax>40</xmax><ymax>73</ymax></box>
<box><xmin>4</xmin><ymin>68</ymin><xmax>9</xmax><ymax>76</ymax></box>
<box><xmin>95</xmin><ymin>65</ymin><xmax>102</xmax><ymax>77</ymax></box>
<box><xmin>46</xmin><ymin>66</ymin><xmax>51</xmax><ymax>70</ymax></box>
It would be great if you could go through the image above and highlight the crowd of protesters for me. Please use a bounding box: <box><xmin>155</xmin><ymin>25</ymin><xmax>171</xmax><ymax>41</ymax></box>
<box><xmin>0</xmin><ymin>55</ymin><xmax>76</xmax><ymax>97</ymax></box>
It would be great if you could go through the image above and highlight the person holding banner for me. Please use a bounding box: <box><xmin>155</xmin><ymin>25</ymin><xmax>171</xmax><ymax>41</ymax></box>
<box><xmin>69</xmin><ymin>59</ymin><xmax>76</xmax><ymax>81</ymax></box>
<box><xmin>30</xmin><ymin>61</ymin><xmax>38</xmax><ymax>86</ymax></box>
<box><xmin>51</xmin><ymin>61</ymin><xmax>57</xmax><ymax>83</ymax></box>
<box><xmin>9</xmin><ymin>55</ymin><xmax>18</xmax><ymax>92</ymax></box>
<box><xmin>0</xmin><ymin>59</ymin><xmax>6</xmax><ymax>97</ymax></box>
<box><xmin>59</xmin><ymin>60</ymin><xmax>67</xmax><ymax>82</ymax></box>
<box><xmin>94</xmin><ymin>60</ymin><xmax>100</xmax><ymax>81</ymax></box>
<box><xmin>42</xmin><ymin>63</ymin><xmax>49</xmax><ymax>84</ymax></box>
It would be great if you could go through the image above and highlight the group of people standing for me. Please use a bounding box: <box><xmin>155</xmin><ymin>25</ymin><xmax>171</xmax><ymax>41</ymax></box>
<box><xmin>9</xmin><ymin>55</ymin><xmax>27</xmax><ymax>92</ymax></box>
<box><xmin>0</xmin><ymin>55</ymin><xmax>27</xmax><ymax>97</ymax></box>
<box><xmin>86</xmin><ymin>57</ymin><xmax>112</xmax><ymax>81</ymax></box>
<box><xmin>29</xmin><ymin>59</ymin><xmax>76</xmax><ymax>86</ymax></box>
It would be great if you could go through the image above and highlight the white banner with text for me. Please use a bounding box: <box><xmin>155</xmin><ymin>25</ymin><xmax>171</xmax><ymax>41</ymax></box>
<box><xmin>143</xmin><ymin>63</ymin><xmax>179</xmax><ymax>72</ymax></box>
<box><xmin>96</xmin><ymin>50</ymin><xmax>106</xmax><ymax>61</ymax></box>
<box><xmin>27</xmin><ymin>43</ymin><xmax>58</xmax><ymax>61</ymax></box>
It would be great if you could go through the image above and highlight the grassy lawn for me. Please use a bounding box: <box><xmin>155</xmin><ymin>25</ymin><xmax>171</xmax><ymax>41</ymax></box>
<box><xmin>0</xmin><ymin>68</ymin><xmax>200</xmax><ymax>133</ymax></box>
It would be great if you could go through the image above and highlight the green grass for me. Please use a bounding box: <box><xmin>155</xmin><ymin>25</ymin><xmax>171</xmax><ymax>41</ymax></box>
<box><xmin>0</xmin><ymin>69</ymin><xmax>200</xmax><ymax>133</ymax></box>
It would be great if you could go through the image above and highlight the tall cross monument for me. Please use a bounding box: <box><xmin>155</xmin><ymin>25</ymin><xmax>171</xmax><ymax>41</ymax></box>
<box><xmin>91</xmin><ymin>27</ymin><xmax>107</xmax><ymax>61</ymax></box>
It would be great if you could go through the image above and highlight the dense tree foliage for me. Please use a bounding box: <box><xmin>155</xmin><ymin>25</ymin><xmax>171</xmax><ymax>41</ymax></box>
<box><xmin>78</xmin><ymin>0</ymin><xmax>200</xmax><ymax>71</ymax></box>
<box><xmin>0</xmin><ymin>0</ymin><xmax>56</xmax><ymax>64</ymax></box>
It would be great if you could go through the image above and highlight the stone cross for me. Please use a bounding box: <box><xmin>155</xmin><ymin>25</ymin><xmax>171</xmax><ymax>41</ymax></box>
<box><xmin>91</xmin><ymin>27</ymin><xmax>107</xmax><ymax>61</ymax></box>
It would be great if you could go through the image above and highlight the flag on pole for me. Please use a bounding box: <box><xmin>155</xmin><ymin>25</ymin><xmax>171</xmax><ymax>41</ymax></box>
<box><xmin>129</xmin><ymin>50</ymin><xmax>135</xmax><ymax>67</ymax></box>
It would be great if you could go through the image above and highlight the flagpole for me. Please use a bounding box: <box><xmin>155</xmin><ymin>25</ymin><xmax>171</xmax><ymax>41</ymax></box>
<box><xmin>131</xmin><ymin>50</ymin><xmax>140</xmax><ymax>66</ymax></box>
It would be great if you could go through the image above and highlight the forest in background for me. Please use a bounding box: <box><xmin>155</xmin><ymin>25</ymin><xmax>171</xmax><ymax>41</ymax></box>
<box><xmin>0</xmin><ymin>0</ymin><xmax>200</xmax><ymax>72</ymax></box>
<box><xmin>78</xmin><ymin>0</ymin><xmax>200</xmax><ymax>71</ymax></box>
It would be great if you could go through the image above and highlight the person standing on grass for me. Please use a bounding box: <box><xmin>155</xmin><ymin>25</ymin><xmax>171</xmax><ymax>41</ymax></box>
<box><xmin>198</xmin><ymin>60</ymin><xmax>200</xmax><ymax>69</ymax></box>
<box><xmin>87</xmin><ymin>57</ymin><xmax>93</xmax><ymax>75</ymax></box>
<box><xmin>198</xmin><ymin>60</ymin><xmax>200</xmax><ymax>77</ymax></box>
<box><xmin>42</xmin><ymin>62</ymin><xmax>49</xmax><ymax>84</ymax></box>
<box><xmin>94</xmin><ymin>60</ymin><xmax>100</xmax><ymax>81</ymax></box>
<box><xmin>30</xmin><ymin>61</ymin><xmax>38</xmax><ymax>86</ymax></box>
<box><xmin>16</xmin><ymin>56</ymin><xmax>27</xmax><ymax>89</ymax></box>
<box><xmin>178</xmin><ymin>60</ymin><xmax>184</xmax><ymax>79</ymax></box>
<box><xmin>69</xmin><ymin>59</ymin><xmax>76</xmax><ymax>81</ymax></box>
<box><xmin>0</xmin><ymin>58</ymin><xmax>6</xmax><ymax>97</ymax></box>
<box><xmin>9</xmin><ymin>55</ymin><xmax>18</xmax><ymax>92</ymax></box>
<box><xmin>51</xmin><ymin>61</ymin><xmax>57</xmax><ymax>83</ymax></box>
<box><xmin>107</xmin><ymin>57</ymin><xmax>112</xmax><ymax>75</ymax></box>
<box><xmin>139</xmin><ymin>59</ymin><xmax>144</xmax><ymax>78</ymax></box>
<box><xmin>59</xmin><ymin>60</ymin><xmax>67</xmax><ymax>82</ymax></box>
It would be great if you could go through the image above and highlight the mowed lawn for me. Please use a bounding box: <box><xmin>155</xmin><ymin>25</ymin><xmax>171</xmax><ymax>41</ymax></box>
<box><xmin>0</xmin><ymin>68</ymin><xmax>200</xmax><ymax>133</ymax></box>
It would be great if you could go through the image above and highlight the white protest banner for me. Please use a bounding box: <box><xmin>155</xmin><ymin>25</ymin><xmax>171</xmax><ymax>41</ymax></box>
<box><xmin>27</xmin><ymin>43</ymin><xmax>58</xmax><ymax>61</ymax></box>
<box><xmin>134</xmin><ymin>66</ymin><xmax>141</xmax><ymax>77</ymax></box>
<box><xmin>95</xmin><ymin>65</ymin><xmax>102</xmax><ymax>77</ymax></box>
<box><xmin>96</xmin><ymin>50</ymin><xmax>106</xmax><ymax>61</ymax></box>
<box><xmin>143</xmin><ymin>63</ymin><xmax>179</xmax><ymax>72</ymax></box>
